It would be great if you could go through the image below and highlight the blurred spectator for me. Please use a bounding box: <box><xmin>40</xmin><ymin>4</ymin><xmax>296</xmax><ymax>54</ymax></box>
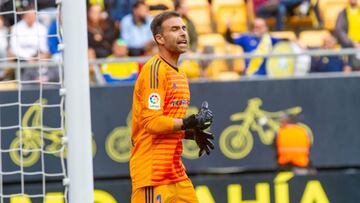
<box><xmin>311</xmin><ymin>35</ymin><xmax>352</xmax><ymax>73</ymax></box>
<box><xmin>37</xmin><ymin>0</ymin><xmax>56</xmax><ymax>10</ymax></box>
<box><xmin>307</xmin><ymin>0</ymin><xmax>322</xmax><ymax>28</ymax></box>
<box><xmin>174</xmin><ymin>0</ymin><xmax>198</xmax><ymax>52</ymax></box>
<box><xmin>335</xmin><ymin>0</ymin><xmax>360</xmax><ymax>70</ymax></box>
<box><xmin>37</xmin><ymin>7</ymin><xmax>57</xmax><ymax>28</ymax></box>
<box><xmin>87</xmin><ymin>4</ymin><xmax>117</xmax><ymax>58</ymax></box>
<box><xmin>88</xmin><ymin>0</ymin><xmax>107</xmax><ymax>9</ymax></box>
<box><xmin>121</xmin><ymin>0</ymin><xmax>154</xmax><ymax>56</ymax></box>
<box><xmin>1</xmin><ymin>0</ymin><xmax>56</xmax><ymax>26</ymax></box>
<box><xmin>225</xmin><ymin>18</ymin><xmax>280</xmax><ymax>76</ymax></box>
<box><xmin>47</xmin><ymin>19</ymin><xmax>60</xmax><ymax>59</ymax></box>
<box><xmin>250</xmin><ymin>0</ymin><xmax>304</xmax><ymax>30</ymax></box>
<box><xmin>88</xmin><ymin>0</ymin><xmax>134</xmax><ymax>21</ymax></box>
<box><xmin>100</xmin><ymin>39</ymin><xmax>139</xmax><ymax>84</ymax></box>
<box><xmin>291</xmin><ymin>42</ymin><xmax>311</xmax><ymax>76</ymax></box>
<box><xmin>9</xmin><ymin>9</ymin><xmax>49</xmax><ymax>60</ymax></box>
<box><xmin>276</xmin><ymin>113</ymin><xmax>311</xmax><ymax>170</ymax></box>
<box><xmin>9</xmin><ymin>9</ymin><xmax>54</xmax><ymax>84</ymax></box>
<box><xmin>0</xmin><ymin>15</ymin><xmax>8</xmax><ymax>59</ymax></box>
<box><xmin>88</xmin><ymin>48</ymin><xmax>98</xmax><ymax>84</ymax></box>
<box><xmin>0</xmin><ymin>0</ymin><xmax>12</xmax><ymax>26</ymax></box>
<box><xmin>107</xmin><ymin>0</ymin><xmax>136</xmax><ymax>21</ymax></box>
<box><xmin>0</xmin><ymin>15</ymin><xmax>9</xmax><ymax>80</ymax></box>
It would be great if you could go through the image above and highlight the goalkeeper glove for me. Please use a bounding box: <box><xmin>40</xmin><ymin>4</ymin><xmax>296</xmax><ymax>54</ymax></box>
<box><xmin>185</xmin><ymin>129</ymin><xmax>215</xmax><ymax>157</ymax></box>
<box><xmin>182</xmin><ymin>101</ymin><xmax>213</xmax><ymax>130</ymax></box>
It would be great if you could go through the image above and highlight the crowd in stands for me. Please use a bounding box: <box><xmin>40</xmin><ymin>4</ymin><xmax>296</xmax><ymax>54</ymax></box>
<box><xmin>0</xmin><ymin>0</ymin><xmax>359</xmax><ymax>85</ymax></box>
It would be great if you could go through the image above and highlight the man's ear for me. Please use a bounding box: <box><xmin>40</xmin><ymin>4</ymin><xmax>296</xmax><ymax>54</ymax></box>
<box><xmin>154</xmin><ymin>34</ymin><xmax>165</xmax><ymax>45</ymax></box>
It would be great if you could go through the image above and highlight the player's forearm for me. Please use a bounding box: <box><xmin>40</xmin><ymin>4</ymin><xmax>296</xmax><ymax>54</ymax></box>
<box><xmin>143</xmin><ymin>115</ymin><xmax>176</xmax><ymax>134</ymax></box>
<box><xmin>143</xmin><ymin>117</ymin><xmax>185</xmax><ymax>134</ymax></box>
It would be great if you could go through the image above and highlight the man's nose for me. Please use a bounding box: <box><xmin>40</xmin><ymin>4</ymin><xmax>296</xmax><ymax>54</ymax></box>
<box><xmin>179</xmin><ymin>28</ymin><xmax>187</xmax><ymax>35</ymax></box>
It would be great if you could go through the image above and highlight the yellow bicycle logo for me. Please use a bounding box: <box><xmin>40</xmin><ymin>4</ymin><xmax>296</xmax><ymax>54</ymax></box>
<box><xmin>10</xmin><ymin>99</ymin><xmax>97</xmax><ymax>167</ymax></box>
<box><xmin>219</xmin><ymin>97</ymin><xmax>313</xmax><ymax>159</ymax></box>
<box><xmin>105</xmin><ymin>111</ymin><xmax>132</xmax><ymax>163</ymax></box>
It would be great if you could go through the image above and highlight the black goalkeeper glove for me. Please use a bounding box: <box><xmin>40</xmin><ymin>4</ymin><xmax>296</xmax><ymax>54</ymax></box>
<box><xmin>182</xmin><ymin>101</ymin><xmax>213</xmax><ymax>130</ymax></box>
<box><xmin>195</xmin><ymin>130</ymin><xmax>215</xmax><ymax>157</ymax></box>
<box><xmin>185</xmin><ymin>129</ymin><xmax>215</xmax><ymax>157</ymax></box>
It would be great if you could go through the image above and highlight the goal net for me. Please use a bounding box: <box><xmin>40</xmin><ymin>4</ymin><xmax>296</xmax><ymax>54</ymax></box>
<box><xmin>0</xmin><ymin>0</ymin><xmax>67</xmax><ymax>202</ymax></box>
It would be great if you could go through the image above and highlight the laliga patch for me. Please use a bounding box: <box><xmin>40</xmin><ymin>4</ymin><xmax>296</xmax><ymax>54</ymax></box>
<box><xmin>148</xmin><ymin>93</ymin><xmax>161</xmax><ymax>110</ymax></box>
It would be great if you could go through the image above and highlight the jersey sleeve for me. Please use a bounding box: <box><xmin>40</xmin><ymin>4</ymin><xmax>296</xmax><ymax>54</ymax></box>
<box><xmin>233</xmin><ymin>35</ymin><xmax>246</xmax><ymax>47</ymax></box>
<box><xmin>137</xmin><ymin>59</ymin><xmax>175</xmax><ymax>134</ymax></box>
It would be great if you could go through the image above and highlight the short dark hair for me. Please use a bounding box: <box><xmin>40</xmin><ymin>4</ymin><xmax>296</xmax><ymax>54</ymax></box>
<box><xmin>150</xmin><ymin>11</ymin><xmax>181</xmax><ymax>36</ymax></box>
<box><xmin>132</xmin><ymin>0</ymin><xmax>146</xmax><ymax>10</ymax></box>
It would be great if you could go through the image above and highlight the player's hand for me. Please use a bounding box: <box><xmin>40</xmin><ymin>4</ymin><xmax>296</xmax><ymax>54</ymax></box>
<box><xmin>182</xmin><ymin>101</ymin><xmax>214</xmax><ymax>130</ymax></box>
<box><xmin>194</xmin><ymin>130</ymin><xmax>215</xmax><ymax>157</ymax></box>
<box><xmin>195</xmin><ymin>101</ymin><xmax>213</xmax><ymax>130</ymax></box>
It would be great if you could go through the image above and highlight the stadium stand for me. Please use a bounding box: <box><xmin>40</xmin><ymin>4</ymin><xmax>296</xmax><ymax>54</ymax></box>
<box><xmin>186</xmin><ymin>0</ymin><xmax>213</xmax><ymax>34</ymax></box>
<box><xmin>225</xmin><ymin>43</ymin><xmax>245</xmax><ymax>75</ymax></box>
<box><xmin>319</xmin><ymin>0</ymin><xmax>348</xmax><ymax>30</ymax></box>
<box><xmin>1</xmin><ymin>0</ymin><xmax>359</xmax><ymax>84</ymax></box>
<box><xmin>198</xmin><ymin>33</ymin><xmax>227</xmax><ymax>53</ymax></box>
<box><xmin>211</xmin><ymin>0</ymin><xmax>248</xmax><ymax>34</ymax></box>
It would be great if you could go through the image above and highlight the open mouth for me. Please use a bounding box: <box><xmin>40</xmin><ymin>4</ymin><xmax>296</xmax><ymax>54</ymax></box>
<box><xmin>177</xmin><ymin>40</ymin><xmax>188</xmax><ymax>45</ymax></box>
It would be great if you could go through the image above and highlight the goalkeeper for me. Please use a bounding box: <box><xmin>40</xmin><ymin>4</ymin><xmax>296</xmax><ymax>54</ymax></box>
<box><xmin>130</xmin><ymin>11</ymin><xmax>214</xmax><ymax>203</ymax></box>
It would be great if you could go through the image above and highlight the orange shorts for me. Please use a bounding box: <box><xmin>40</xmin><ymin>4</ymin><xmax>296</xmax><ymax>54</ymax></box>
<box><xmin>131</xmin><ymin>179</ymin><xmax>199</xmax><ymax>203</ymax></box>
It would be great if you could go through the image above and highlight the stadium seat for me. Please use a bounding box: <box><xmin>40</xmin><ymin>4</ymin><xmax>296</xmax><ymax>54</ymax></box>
<box><xmin>299</xmin><ymin>30</ymin><xmax>331</xmax><ymax>48</ymax></box>
<box><xmin>198</xmin><ymin>33</ymin><xmax>227</xmax><ymax>53</ymax></box>
<box><xmin>216</xmin><ymin>71</ymin><xmax>241</xmax><ymax>80</ymax></box>
<box><xmin>146</xmin><ymin>0</ymin><xmax>174</xmax><ymax>16</ymax></box>
<box><xmin>145</xmin><ymin>0</ymin><xmax>174</xmax><ymax>10</ymax></box>
<box><xmin>187</xmin><ymin>0</ymin><xmax>213</xmax><ymax>34</ymax></box>
<box><xmin>318</xmin><ymin>0</ymin><xmax>347</xmax><ymax>14</ymax></box>
<box><xmin>212</xmin><ymin>0</ymin><xmax>248</xmax><ymax>34</ymax></box>
<box><xmin>225</xmin><ymin>44</ymin><xmax>245</xmax><ymax>74</ymax></box>
<box><xmin>205</xmin><ymin>59</ymin><xmax>230</xmax><ymax>79</ymax></box>
<box><xmin>287</xmin><ymin>15</ymin><xmax>313</xmax><ymax>28</ymax></box>
<box><xmin>179</xmin><ymin>59</ymin><xmax>202</xmax><ymax>79</ymax></box>
<box><xmin>270</xmin><ymin>31</ymin><xmax>297</xmax><ymax>41</ymax></box>
<box><xmin>212</xmin><ymin>0</ymin><xmax>245</xmax><ymax>10</ymax></box>
<box><xmin>322</xmin><ymin>3</ymin><xmax>347</xmax><ymax>30</ymax></box>
<box><xmin>197</xmin><ymin>34</ymin><xmax>229</xmax><ymax>78</ymax></box>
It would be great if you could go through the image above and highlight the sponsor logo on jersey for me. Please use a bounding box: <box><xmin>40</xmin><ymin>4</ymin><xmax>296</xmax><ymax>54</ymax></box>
<box><xmin>171</xmin><ymin>99</ymin><xmax>190</xmax><ymax>107</ymax></box>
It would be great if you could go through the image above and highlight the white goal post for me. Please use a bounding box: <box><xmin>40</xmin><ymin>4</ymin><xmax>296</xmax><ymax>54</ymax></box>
<box><xmin>61</xmin><ymin>0</ymin><xmax>94</xmax><ymax>202</ymax></box>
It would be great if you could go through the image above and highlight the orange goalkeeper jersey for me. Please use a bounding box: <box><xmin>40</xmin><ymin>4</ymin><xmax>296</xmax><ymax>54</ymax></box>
<box><xmin>130</xmin><ymin>54</ymin><xmax>190</xmax><ymax>190</ymax></box>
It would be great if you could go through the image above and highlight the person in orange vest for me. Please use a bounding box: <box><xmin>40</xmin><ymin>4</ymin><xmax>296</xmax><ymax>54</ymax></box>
<box><xmin>276</xmin><ymin>114</ymin><xmax>311</xmax><ymax>169</ymax></box>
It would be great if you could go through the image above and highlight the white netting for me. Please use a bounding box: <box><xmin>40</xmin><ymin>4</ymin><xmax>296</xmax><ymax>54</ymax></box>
<box><xmin>0</xmin><ymin>0</ymin><xmax>67</xmax><ymax>202</ymax></box>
